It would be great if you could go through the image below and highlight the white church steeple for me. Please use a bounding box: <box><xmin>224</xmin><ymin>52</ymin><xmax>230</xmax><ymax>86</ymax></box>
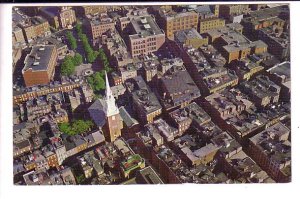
<box><xmin>103</xmin><ymin>71</ymin><xmax>119</xmax><ymax>117</ymax></box>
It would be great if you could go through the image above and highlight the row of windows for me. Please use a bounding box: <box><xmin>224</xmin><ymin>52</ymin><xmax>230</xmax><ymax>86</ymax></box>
<box><xmin>133</xmin><ymin>49</ymin><xmax>146</xmax><ymax>54</ymax></box>
<box><xmin>133</xmin><ymin>45</ymin><xmax>145</xmax><ymax>50</ymax></box>
<box><xmin>133</xmin><ymin>40</ymin><xmax>146</xmax><ymax>45</ymax></box>
<box><xmin>172</xmin><ymin>16</ymin><xmax>198</xmax><ymax>23</ymax></box>
<box><xmin>147</xmin><ymin>42</ymin><xmax>156</xmax><ymax>47</ymax></box>
<box><xmin>169</xmin><ymin>20</ymin><xmax>197</xmax><ymax>27</ymax></box>
<box><xmin>147</xmin><ymin>37</ymin><xmax>156</xmax><ymax>42</ymax></box>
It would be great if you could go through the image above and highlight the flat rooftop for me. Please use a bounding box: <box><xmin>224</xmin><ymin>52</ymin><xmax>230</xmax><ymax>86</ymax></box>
<box><xmin>23</xmin><ymin>45</ymin><xmax>55</xmax><ymax>72</ymax></box>
<box><xmin>175</xmin><ymin>28</ymin><xmax>203</xmax><ymax>43</ymax></box>
<box><xmin>130</xmin><ymin>15</ymin><xmax>164</xmax><ymax>39</ymax></box>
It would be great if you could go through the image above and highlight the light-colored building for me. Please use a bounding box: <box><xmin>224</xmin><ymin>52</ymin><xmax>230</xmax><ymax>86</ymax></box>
<box><xmin>157</xmin><ymin>9</ymin><xmax>199</xmax><ymax>40</ymax></box>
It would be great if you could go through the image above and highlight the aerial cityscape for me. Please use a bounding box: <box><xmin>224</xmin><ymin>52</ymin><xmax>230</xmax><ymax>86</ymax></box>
<box><xmin>12</xmin><ymin>4</ymin><xmax>291</xmax><ymax>185</ymax></box>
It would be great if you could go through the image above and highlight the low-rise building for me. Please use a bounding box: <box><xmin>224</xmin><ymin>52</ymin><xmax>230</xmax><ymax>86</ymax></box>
<box><xmin>18</xmin><ymin>16</ymin><xmax>51</xmax><ymax>43</ymax></box>
<box><xmin>169</xmin><ymin>102</ymin><xmax>211</xmax><ymax>135</ymax></box>
<box><xmin>101</xmin><ymin>30</ymin><xmax>133</xmax><ymax>68</ymax></box>
<box><xmin>134</xmin><ymin>166</ymin><xmax>164</xmax><ymax>184</ymax></box>
<box><xmin>158</xmin><ymin>64</ymin><xmax>200</xmax><ymax>111</ymax></box>
<box><xmin>241</xmin><ymin>5</ymin><xmax>289</xmax><ymax>39</ymax></box>
<box><xmin>257</xmin><ymin>26</ymin><xmax>290</xmax><ymax>61</ymax></box>
<box><xmin>219</xmin><ymin>4</ymin><xmax>250</xmax><ymax>20</ymax></box>
<box><xmin>172</xmin><ymin>134</ymin><xmax>220</xmax><ymax>166</ymax></box>
<box><xmin>266</xmin><ymin>61</ymin><xmax>290</xmax><ymax>102</ymax></box>
<box><xmin>228</xmin><ymin>55</ymin><xmax>265</xmax><ymax>81</ymax></box>
<box><xmin>125</xmin><ymin>76</ymin><xmax>162</xmax><ymax>124</ymax></box>
<box><xmin>248</xmin><ymin>122</ymin><xmax>291</xmax><ymax>182</ymax></box>
<box><xmin>174</xmin><ymin>28</ymin><xmax>208</xmax><ymax>49</ymax></box>
<box><xmin>240</xmin><ymin>75</ymin><xmax>281</xmax><ymax>107</ymax></box>
<box><xmin>181</xmin><ymin>46</ymin><xmax>238</xmax><ymax>95</ymax></box>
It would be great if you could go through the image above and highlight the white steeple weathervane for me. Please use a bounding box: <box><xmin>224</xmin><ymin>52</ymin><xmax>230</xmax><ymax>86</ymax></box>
<box><xmin>104</xmin><ymin>71</ymin><xmax>119</xmax><ymax>117</ymax></box>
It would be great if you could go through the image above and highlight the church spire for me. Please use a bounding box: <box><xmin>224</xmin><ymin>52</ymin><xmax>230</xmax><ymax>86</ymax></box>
<box><xmin>104</xmin><ymin>71</ymin><xmax>119</xmax><ymax>117</ymax></box>
<box><xmin>105</xmin><ymin>71</ymin><xmax>113</xmax><ymax>101</ymax></box>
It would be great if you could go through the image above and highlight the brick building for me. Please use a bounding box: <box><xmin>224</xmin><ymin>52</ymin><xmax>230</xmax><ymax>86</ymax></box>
<box><xmin>22</xmin><ymin>45</ymin><xmax>58</xmax><ymax>87</ymax></box>
<box><xmin>128</xmin><ymin>15</ymin><xmax>165</xmax><ymax>58</ymax></box>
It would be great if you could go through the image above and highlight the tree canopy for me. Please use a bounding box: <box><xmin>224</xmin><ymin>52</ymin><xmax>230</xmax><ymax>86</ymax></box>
<box><xmin>61</xmin><ymin>56</ymin><xmax>76</xmax><ymax>76</ymax></box>
<box><xmin>66</xmin><ymin>31</ymin><xmax>77</xmax><ymax>50</ymax></box>
<box><xmin>61</xmin><ymin>54</ymin><xmax>83</xmax><ymax>76</ymax></box>
<box><xmin>58</xmin><ymin>119</ymin><xmax>94</xmax><ymax>136</ymax></box>
<box><xmin>98</xmin><ymin>48</ymin><xmax>112</xmax><ymax>72</ymax></box>
<box><xmin>73</xmin><ymin>53</ymin><xmax>83</xmax><ymax>66</ymax></box>
<box><xmin>79</xmin><ymin>33</ymin><xmax>99</xmax><ymax>63</ymax></box>
<box><xmin>87</xmin><ymin>72</ymin><xmax>106</xmax><ymax>92</ymax></box>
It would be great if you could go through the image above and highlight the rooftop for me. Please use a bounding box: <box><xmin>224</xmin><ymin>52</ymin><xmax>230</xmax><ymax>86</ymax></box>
<box><xmin>175</xmin><ymin>28</ymin><xmax>204</xmax><ymax>44</ymax></box>
<box><xmin>129</xmin><ymin>15</ymin><xmax>164</xmax><ymax>39</ymax></box>
<box><xmin>160</xmin><ymin>9</ymin><xmax>198</xmax><ymax>20</ymax></box>
<box><xmin>258</xmin><ymin>27</ymin><xmax>290</xmax><ymax>48</ymax></box>
<box><xmin>160</xmin><ymin>69</ymin><xmax>200</xmax><ymax>107</ymax></box>
<box><xmin>23</xmin><ymin>45</ymin><xmax>56</xmax><ymax>72</ymax></box>
<box><xmin>136</xmin><ymin>166</ymin><xmax>164</xmax><ymax>184</ymax></box>
<box><xmin>205</xmin><ymin>88</ymin><xmax>253</xmax><ymax>120</ymax></box>
<box><xmin>120</xmin><ymin>154</ymin><xmax>145</xmax><ymax>172</ymax></box>
<box><xmin>206</xmin><ymin>23</ymin><xmax>244</xmax><ymax>39</ymax></box>
<box><xmin>240</xmin><ymin>75</ymin><xmax>281</xmax><ymax>101</ymax></box>
<box><xmin>268</xmin><ymin>61</ymin><xmax>290</xmax><ymax>80</ymax></box>
<box><xmin>90</xmin><ymin>14</ymin><xmax>114</xmax><ymax>26</ymax></box>
<box><xmin>250</xmin><ymin>122</ymin><xmax>291</xmax><ymax>166</ymax></box>
<box><xmin>200</xmin><ymin>45</ymin><xmax>226</xmax><ymax>68</ymax></box>
<box><xmin>244</xmin><ymin>5</ymin><xmax>289</xmax><ymax>24</ymax></box>
<box><xmin>132</xmin><ymin>88</ymin><xmax>162</xmax><ymax>114</ymax></box>
<box><xmin>170</xmin><ymin>102</ymin><xmax>211</xmax><ymax>127</ymax></box>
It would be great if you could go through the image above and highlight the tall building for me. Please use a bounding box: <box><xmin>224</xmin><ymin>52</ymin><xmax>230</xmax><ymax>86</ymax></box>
<box><xmin>85</xmin><ymin>13</ymin><xmax>115</xmax><ymax>45</ymax></box>
<box><xmin>22</xmin><ymin>45</ymin><xmax>58</xmax><ymax>87</ymax></box>
<box><xmin>219</xmin><ymin>4</ymin><xmax>250</xmax><ymax>20</ymax></box>
<box><xmin>127</xmin><ymin>15</ymin><xmax>165</xmax><ymax>58</ymax></box>
<box><xmin>157</xmin><ymin>9</ymin><xmax>199</xmax><ymax>40</ymax></box>
<box><xmin>198</xmin><ymin>17</ymin><xmax>225</xmax><ymax>34</ymax></box>
<box><xmin>89</xmin><ymin>72</ymin><xmax>123</xmax><ymax>142</ymax></box>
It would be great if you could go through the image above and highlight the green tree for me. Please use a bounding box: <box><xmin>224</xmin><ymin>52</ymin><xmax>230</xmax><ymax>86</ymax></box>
<box><xmin>58</xmin><ymin>122</ymin><xmax>76</xmax><ymax>135</ymax></box>
<box><xmin>87</xmin><ymin>72</ymin><xmax>106</xmax><ymax>92</ymax></box>
<box><xmin>98</xmin><ymin>48</ymin><xmax>112</xmax><ymax>72</ymax></box>
<box><xmin>66</xmin><ymin>31</ymin><xmax>77</xmax><ymax>50</ymax></box>
<box><xmin>79</xmin><ymin>33</ymin><xmax>99</xmax><ymax>63</ymax></box>
<box><xmin>72</xmin><ymin>120</ymin><xmax>93</xmax><ymax>134</ymax></box>
<box><xmin>76</xmin><ymin>174</ymin><xmax>85</xmax><ymax>184</ymax></box>
<box><xmin>61</xmin><ymin>56</ymin><xmax>75</xmax><ymax>76</ymax></box>
<box><xmin>73</xmin><ymin>53</ymin><xmax>83</xmax><ymax>66</ymax></box>
<box><xmin>58</xmin><ymin>120</ymin><xmax>94</xmax><ymax>135</ymax></box>
<box><xmin>75</xmin><ymin>23</ymin><xmax>83</xmax><ymax>35</ymax></box>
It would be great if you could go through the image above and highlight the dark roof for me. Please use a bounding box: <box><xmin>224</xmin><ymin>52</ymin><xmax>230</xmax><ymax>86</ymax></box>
<box><xmin>161</xmin><ymin>70</ymin><xmax>199</xmax><ymax>96</ymax></box>
<box><xmin>119</xmin><ymin>106</ymin><xmax>138</xmax><ymax>127</ymax></box>
<box><xmin>23</xmin><ymin>45</ymin><xmax>56</xmax><ymax>72</ymax></box>
<box><xmin>268</xmin><ymin>62</ymin><xmax>290</xmax><ymax>79</ymax></box>
<box><xmin>15</xmin><ymin>139</ymin><xmax>31</xmax><ymax>149</ymax></box>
